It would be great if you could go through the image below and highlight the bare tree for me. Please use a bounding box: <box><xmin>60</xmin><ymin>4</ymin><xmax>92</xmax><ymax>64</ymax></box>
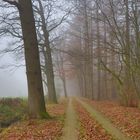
<box><xmin>2</xmin><ymin>0</ymin><xmax>48</xmax><ymax>118</ymax></box>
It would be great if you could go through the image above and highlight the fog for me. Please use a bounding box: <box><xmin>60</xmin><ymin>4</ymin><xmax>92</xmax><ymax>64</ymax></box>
<box><xmin>0</xmin><ymin>38</ymin><xmax>80</xmax><ymax>98</ymax></box>
<box><xmin>0</xmin><ymin>0</ymin><xmax>76</xmax><ymax>98</ymax></box>
<box><xmin>66</xmin><ymin>78</ymin><xmax>80</xmax><ymax>96</ymax></box>
<box><xmin>0</xmin><ymin>69</ymin><xmax>28</xmax><ymax>97</ymax></box>
<box><xmin>0</xmin><ymin>38</ymin><xmax>28</xmax><ymax>97</ymax></box>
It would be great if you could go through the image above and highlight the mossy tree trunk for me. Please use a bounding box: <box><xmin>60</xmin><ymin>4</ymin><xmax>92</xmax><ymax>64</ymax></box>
<box><xmin>18</xmin><ymin>0</ymin><xmax>48</xmax><ymax>118</ymax></box>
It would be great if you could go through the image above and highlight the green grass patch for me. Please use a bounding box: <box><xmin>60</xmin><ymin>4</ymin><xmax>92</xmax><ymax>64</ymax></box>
<box><xmin>0</xmin><ymin>98</ymin><xmax>28</xmax><ymax>128</ymax></box>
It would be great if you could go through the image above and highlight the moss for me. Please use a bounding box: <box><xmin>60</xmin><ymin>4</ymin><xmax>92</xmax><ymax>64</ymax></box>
<box><xmin>40</xmin><ymin>111</ymin><xmax>51</xmax><ymax>119</ymax></box>
<box><xmin>0</xmin><ymin>98</ymin><xmax>29</xmax><ymax>128</ymax></box>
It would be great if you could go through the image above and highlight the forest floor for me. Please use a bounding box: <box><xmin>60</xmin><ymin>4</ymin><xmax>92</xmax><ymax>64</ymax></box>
<box><xmin>0</xmin><ymin>97</ymin><xmax>140</xmax><ymax>140</ymax></box>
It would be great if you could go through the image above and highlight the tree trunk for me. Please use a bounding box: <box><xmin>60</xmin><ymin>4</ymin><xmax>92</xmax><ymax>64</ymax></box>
<box><xmin>62</xmin><ymin>77</ymin><xmax>68</xmax><ymax>98</ymax></box>
<box><xmin>60</xmin><ymin>57</ymin><xmax>68</xmax><ymax>98</ymax></box>
<box><xmin>123</xmin><ymin>0</ymin><xmax>133</xmax><ymax>106</ymax></box>
<box><xmin>38</xmin><ymin>0</ymin><xmax>57</xmax><ymax>103</ymax></box>
<box><xmin>103</xmin><ymin>19</ymin><xmax>108</xmax><ymax>99</ymax></box>
<box><xmin>18</xmin><ymin>0</ymin><xmax>48</xmax><ymax>118</ymax></box>
<box><xmin>96</xmin><ymin>5</ymin><xmax>101</xmax><ymax>100</ymax></box>
<box><xmin>83</xmin><ymin>0</ymin><xmax>93</xmax><ymax>99</ymax></box>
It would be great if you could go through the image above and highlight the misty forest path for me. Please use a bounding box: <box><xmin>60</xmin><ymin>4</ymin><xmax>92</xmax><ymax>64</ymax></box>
<box><xmin>61</xmin><ymin>98</ymin><xmax>78</xmax><ymax>140</ymax></box>
<box><xmin>76</xmin><ymin>98</ymin><xmax>132</xmax><ymax>140</ymax></box>
<box><xmin>61</xmin><ymin>97</ymin><xmax>132</xmax><ymax>140</ymax></box>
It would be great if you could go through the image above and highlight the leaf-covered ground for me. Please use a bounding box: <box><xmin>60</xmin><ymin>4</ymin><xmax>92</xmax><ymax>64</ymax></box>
<box><xmin>74</xmin><ymin>101</ymin><xmax>113</xmax><ymax>140</ymax></box>
<box><xmin>47</xmin><ymin>99</ymin><xmax>67</xmax><ymax>117</ymax></box>
<box><xmin>0</xmin><ymin>120</ymin><xmax>62</xmax><ymax>140</ymax></box>
<box><xmin>0</xmin><ymin>98</ymin><xmax>139</xmax><ymax>140</ymax></box>
<box><xmin>86</xmin><ymin>99</ymin><xmax>140</xmax><ymax>140</ymax></box>
<box><xmin>0</xmin><ymin>100</ymin><xmax>67</xmax><ymax>140</ymax></box>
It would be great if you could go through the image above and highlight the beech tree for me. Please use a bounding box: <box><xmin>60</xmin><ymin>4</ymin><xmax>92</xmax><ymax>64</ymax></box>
<box><xmin>35</xmin><ymin>0</ymin><xmax>58</xmax><ymax>103</ymax></box>
<box><xmin>2</xmin><ymin>0</ymin><xmax>48</xmax><ymax>118</ymax></box>
<box><xmin>55</xmin><ymin>38</ymin><xmax>68</xmax><ymax>98</ymax></box>
<box><xmin>62</xmin><ymin>0</ymin><xmax>140</xmax><ymax>106</ymax></box>
<box><xmin>0</xmin><ymin>0</ymin><xmax>69</xmax><ymax>104</ymax></box>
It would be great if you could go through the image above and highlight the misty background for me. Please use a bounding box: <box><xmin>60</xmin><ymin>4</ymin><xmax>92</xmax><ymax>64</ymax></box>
<box><xmin>0</xmin><ymin>38</ymin><xmax>79</xmax><ymax>97</ymax></box>
<box><xmin>0</xmin><ymin>38</ymin><xmax>28</xmax><ymax>97</ymax></box>
<box><xmin>0</xmin><ymin>0</ymin><xmax>80</xmax><ymax>98</ymax></box>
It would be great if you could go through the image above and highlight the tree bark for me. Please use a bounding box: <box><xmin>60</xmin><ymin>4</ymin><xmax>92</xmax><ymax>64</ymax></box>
<box><xmin>38</xmin><ymin>0</ymin><xmax>57</xmax><ymax>103</ymax></box>
<box><xmin>96</xmin><ymin>4</ymin><xmax>101</xmax><ymax>100</ymax></box>
<box><xmin>62</xmin><ymin>77</ymin><xmax>68</xmax><ymax>98</ymax></box>
<box><xmin>18</xmin><ymin>0</ymin><xmax>48</xmax><ymax>118</ymax></box>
